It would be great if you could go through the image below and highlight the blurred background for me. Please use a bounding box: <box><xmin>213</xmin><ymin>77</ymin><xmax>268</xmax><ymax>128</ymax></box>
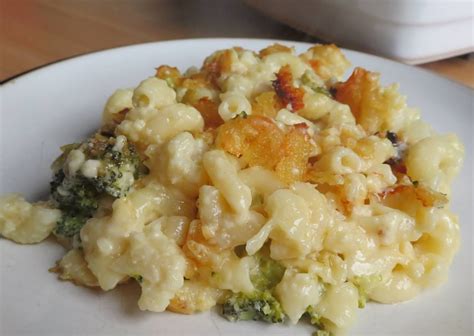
<box><xmin>1</xmin><ymin>0</ymin><xmax>473</xmax><ymax>87</ymax></box>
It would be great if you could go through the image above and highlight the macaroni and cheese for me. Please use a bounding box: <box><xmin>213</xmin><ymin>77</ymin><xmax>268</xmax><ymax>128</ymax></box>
<box><xmin>0</xmin><ymin>44</ymin><xmax>464</xmax><ymax>335</ymax></box>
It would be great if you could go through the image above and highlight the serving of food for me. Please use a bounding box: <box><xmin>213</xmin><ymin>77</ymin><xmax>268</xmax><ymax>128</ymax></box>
<box><xmin>0</xmin><ymin>43</ymin><xmax>465</xmax><ymax>335</ymax></box>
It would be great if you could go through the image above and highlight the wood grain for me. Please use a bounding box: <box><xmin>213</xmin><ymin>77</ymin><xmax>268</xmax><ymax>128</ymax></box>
<box><xmin>420</xmin><ymin>54</ymin><xmax>474</xmax><ymax>88</ymax></box>
<box><xmin>1</xmin><ymin>0</ymin><xmax>473</xmax><ymax>88</ymax></box>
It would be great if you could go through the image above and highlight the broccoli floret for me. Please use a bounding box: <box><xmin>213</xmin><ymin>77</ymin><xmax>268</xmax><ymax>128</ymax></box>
<box><xmin>222</xmin><ymin>251</ymin><xmax>286</xmax><ymax>324</ymax></box>
<box><xmin>50</xmin><ymin>133</ymin><xmax>144</xmax><ymax>241</ymax></box>
<box><xmin>222</xmin><ymin>290</ymin><xmax>285</xmax><ymax>323</ymax></box>
<box><xmin>313</xmin><ymin>331</ymin><xmax>332</xmax><ymax>336</ymax></box>
<box><xmin>50</xmin><ymin>169</ymin><xmax>99</xmax><ymax>242</ymax></box>
<box><xmin>51</xmin><ymin>134</ymin><xmax>141</xmax><ymax>206</ymax></box>
<box><xmin>305</xmin><ymin>305</ymin><xmax>323</xmax><ymax>326</ymax></box>
<box><xmin>81</xmin><ymin>134</ymin><xmax>141</xmax><ymax>198</ymax></box>
<box><xmin>352</xmin><ymin>274</ymin><xmax>383</xmax><ymax>308</ymax></box>
<box><xmin>50</xmin><ymin>170</ymin><xmax>99</xmax><ymax>215</ymax></box>
<box><xmin>53</xmin><ymin>213</ymin><xmax>89</xmax><ymax>238</ymax></box>
<box><xmin>305</xmin><ymin>306</ymin><xmax>332</xmax><ymax>336</ymax></box>
<box><xmin>250</xmin><ymin>253</ymin><xmax>286</xmax><ymax>291</ymax></box>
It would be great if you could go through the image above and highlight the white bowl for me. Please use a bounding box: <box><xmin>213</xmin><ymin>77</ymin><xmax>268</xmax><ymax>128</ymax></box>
<box><xmin>246</xmin><ymin>0</ymin><xmax>474</xmax><ymax>64</ymax></box>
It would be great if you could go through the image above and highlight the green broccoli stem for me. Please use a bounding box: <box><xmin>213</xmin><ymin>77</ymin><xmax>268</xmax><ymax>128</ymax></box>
<box><xmin>305</xmin><ymin>306</ymin><xmax>332</xmax><ymax>336</ymax></box>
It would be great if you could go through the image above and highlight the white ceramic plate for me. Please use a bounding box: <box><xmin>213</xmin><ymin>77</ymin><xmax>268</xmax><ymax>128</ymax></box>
<box><xmin>1</xmin><ymin>38</ymin><xmax>472</xmax><ymax>336</ymax></box>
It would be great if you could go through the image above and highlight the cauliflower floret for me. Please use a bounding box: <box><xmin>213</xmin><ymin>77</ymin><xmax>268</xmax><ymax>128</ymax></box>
<box><xmin>81</xmin><ymin>181</ymin><xmax>194</xmax><ymax>290</ymax></box>
<box><xmin>0</xmin><ymin>194</ymin><xmax>61</xmax><ymax>244</ymax></box>
<box><xmin>149</xmin><ymin>132</ymin><xmax>209</xmax><ymax>198</ymax></box>
<box><xmin>80</xmin><ymin>200</ymin><xmax>137</xmax><ymax>290</ymax></box>
<box><xmin>114</xmin><ymin>220</ymin><xmax>187</xmax><ymax>312</ymax></box>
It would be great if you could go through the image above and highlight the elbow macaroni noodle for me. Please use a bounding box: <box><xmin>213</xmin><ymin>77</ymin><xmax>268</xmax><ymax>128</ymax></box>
<box><xmin>0</xmin><ymin>43</ymin><xmax>465</xmax><ymax>335</ymax></box>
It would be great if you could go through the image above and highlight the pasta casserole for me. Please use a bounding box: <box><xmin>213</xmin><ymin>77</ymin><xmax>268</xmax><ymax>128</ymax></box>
<box><xmin>0</xmin><ymin>43</ymin><xmax>465</xmax><ymax>335</ymax></box>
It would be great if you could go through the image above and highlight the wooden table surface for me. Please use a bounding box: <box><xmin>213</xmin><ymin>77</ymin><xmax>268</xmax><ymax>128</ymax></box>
<box><xmin>1</xmin><ymin>0</ymin><xmax>473</xmax><ymax>88</ymax></box>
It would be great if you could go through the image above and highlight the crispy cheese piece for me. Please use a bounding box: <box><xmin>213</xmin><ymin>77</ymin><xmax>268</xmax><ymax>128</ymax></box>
<box><xmin>155</xmin><ymin>65</ymin><xmax>182</xmax><ymax>88</ymax></box>
<box><xmin>275</xmin><ymin>126</ymin><xmax>312</xmax><ymax>184</ymax></box>
<box><xmin>272</xmin><ymin>65</ymin><xmax>305</xmax><ymax>111</ymax></box>
<box><xmin>50</xmin><ymin>249</ymin><xmax>99</xmax><ymax>287</ymax></box>
<box><xmin>191</xmin><ymin>97</ymin><xmax>223</xmax><ymax>129</ymax></box>
<box><xmin>215</xmin><ymin>115</ymin><xmax>311</xmax><ymax>185</ymax></box>
<box><xmin>259</xmin><ymin>43</ymin><xmax>294</xmax><ymax>57</ymax></box>
<box><xmin>335</xmin><ymin>67</ymin><xmax>409</xmax><ymax>134</ymax></box>
<box><xmin>300</xmin><ymin>44</ymin><xmax>351</xmax><ymax>81</ymax></box>
<box><xmin>215</xmin><ymin>115</ymin><xmax>284</xmax><ymax>169</ymax></box>
<box><xmin>381</xmin><ymin>183</ymin><xmax>448</xmax><ymax>208</ymax></box>
<box><xmin>202</xmin><ymin>49</ymin><xmax>234</xmax><ymax>86</ymax></box>
<box><xmin>168</xmin><ymin>281</ymin><xmax>222</xmax><ymax>314</ymax></box>
<box><xmin>251</xmin><ymin>91</ymin><xmax>284</xmax><ymax>118</ymax></box>
<box><xmin>335</xmin><ymin>67</ymin><xmax>376</xmax><ymax>122</ymax></box>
